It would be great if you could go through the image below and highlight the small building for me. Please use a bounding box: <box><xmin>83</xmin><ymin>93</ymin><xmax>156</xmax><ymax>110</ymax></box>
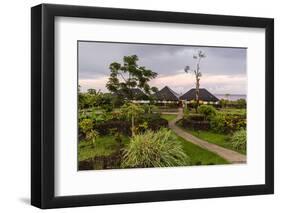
<box><xmin>180</xmin><ymin>88</ymin><xmax>219</xmax><ymax>105</ymax></box>
<box><xmin>154</xmin><ymin>86</ymin><xmax>180</xmax><ymax>103</ymax></box>
<box><xmin>114</xmin><ymin>88</ymin><xmax>149</xmax><ymax>102</ymax></box>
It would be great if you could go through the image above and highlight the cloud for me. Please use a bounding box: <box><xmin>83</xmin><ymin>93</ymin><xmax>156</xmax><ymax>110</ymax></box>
<box><xmin>79</xmin><ymin>72</ymin><xmax>246</xmax><ymax>94</ymax></box>
<box><xmin>78</xmin><ymin>41</ymin><xmax>247</xmax><ymax>94</ymax></box>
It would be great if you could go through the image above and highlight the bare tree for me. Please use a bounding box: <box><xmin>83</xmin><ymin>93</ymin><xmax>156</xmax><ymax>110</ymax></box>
<box><xmin>184</xmin><ymin>50</ymin><xmax>206</xmax><ymax>112</ymax></box>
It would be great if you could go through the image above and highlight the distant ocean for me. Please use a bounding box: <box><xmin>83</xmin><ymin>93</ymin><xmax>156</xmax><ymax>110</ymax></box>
<box><xmin>214</xmin><ymin>94</ymin><xmax>247</xmax><ymax>101</ymax></box>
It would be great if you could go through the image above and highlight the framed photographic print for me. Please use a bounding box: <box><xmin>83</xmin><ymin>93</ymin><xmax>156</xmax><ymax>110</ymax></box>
<box><xmin>31</xmin><ymin>3</ymin><xmax>274</xmax><ymax>209</ymax></box>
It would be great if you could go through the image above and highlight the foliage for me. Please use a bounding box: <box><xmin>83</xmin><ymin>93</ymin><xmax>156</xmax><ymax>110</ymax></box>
<box><xmin>220</xmin><ymin>108</ymin><xmax>246</xmax><ymax>116</ymax></box>
<box><xmin>78</xmin><ymin>90</ymin><xmax>115</xmax><ymax>111</ymax></box>
<box><xmin>106</xmin><ymin>55</ymin><xmax>158</xmax><ymax>99</ymax></box>
<box><xmin>120</xmin><ymin>103</ymin><xmax>145</xmax><ymax>136</ymax></box>
<box><xmin>209</xmin><ymin>114</ymin><xmax>226</xmax><ymax>133</ymax></box>
<box><xmin>138</xmin><ymin>113</ymin><xmax>169</xmax><ymax>131</ymax></box>
<box><xmin>96</xmin><ymin>93</ymin><xmax>114</xmax><ymax>112</ymax></box>
<box><xmin>94</xmin><ymin>120</ymin><xmax>131</xmax><ymax>136</ymax></box>
<box><xmin>122</xmin><ymin>128</ymin><xmax>190</xmax><ymax>168</ymax></box>
<box><xmin>90</xmin><ymin>109</ymin><xmax>125</xmax><ymax>124</ymax></box>
<box><xmin>141</xmin><ymin>104</ymin><xmax>158</xmax><ymax>114</ymax></box>
<box><xmin>236</xmin><ymin>98</ymin><xmax>247</xmax><ymax>108</ymax></box>
<box><xmin>121</xmin><ymin>103</ymin><xmax>144</xmax><ymax>119</ymax></box>
<box><xmin>183</xmin><ymin>127</ymin><xmax>246</xmax><ymax>154</ymax></box>
<box><xmin>231</xmin><ymin>129</ymin><xmax>247</xmax><ymax>151</ymax></box>
<box><xmin>183</xmin><ymin>106</ymin><xmax>190</xmax><ymax>118</ymax></box>
<box><xmin>78</xmin><ymin>135</ymin><xmax>130</xmax><ymax>162</ymax></box>
<box><xmin>85</xmin><ymin>129</ymin><xmax>99</xmax><ymax>147</ymax></box>
<box><xmin>78</xmin><ymin>93</ymin><xmax>95</xmax><ymax>109</ymax></box>
<box><xmin>79</xmin><ymin>118</ymin><xmax>93</xmax><ymax>135</ymax></box>
<box><xmin>210</xmin><ymin>112</ymin><xmax>246</xmax><ymax>133</ymax></box>
<box><xmin>90</xmin><ymin>110</ymin><xmax>106</xmax><ymax>124</ymax></box>
<box><xmin>219</xmin><ymin>98</ymin><xmax>247</xmax><ymax>109</ymax></box>
<box><xmin>187</xmin><ymin>114</ymin><xmax>205</xmax><ymax>121</ymax></box>
<box><xmin>79</xmin><ymin>132</ymin><xmax>228</xmax><ymax>170</ymax></box>
<box><xmin>135</xmin><ymin>121</ymin><xmax>149</xmax><ymax>134</ymax></box>
<box><xmin>198</xmin><ymin>105</ymin><xmax>217</xmax><ymax>120</ymax></box>
<box><xmin>87</xmin><ymin>88</ymin><xmax>97</xmax><ymax>94</ymax></box>
<box><xmin>180</xmin><ymin>118</ymin><xmax>210</xmax><ymax>131</ymax></box>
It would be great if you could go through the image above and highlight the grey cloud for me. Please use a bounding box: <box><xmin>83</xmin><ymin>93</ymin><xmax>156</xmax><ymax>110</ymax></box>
<box><xmin>78</xmin><ymin>41</ymin><xmax>247</xmax><ymax>93</ymax></box>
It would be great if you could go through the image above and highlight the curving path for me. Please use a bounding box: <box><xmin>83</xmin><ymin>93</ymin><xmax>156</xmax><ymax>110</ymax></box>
<box><xmin>168</xmin><ymin>108</ymin><xmax>246</xmax><ymax>164</ymax></box>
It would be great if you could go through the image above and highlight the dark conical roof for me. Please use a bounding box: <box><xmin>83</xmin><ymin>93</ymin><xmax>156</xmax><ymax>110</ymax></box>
<box><xmin>154</xmin><ymin>86</ymin><xmax>179</xmax><ymax>101</ymax></box>
<box><xmin>114</xmin><ymin>88</ymin><xmax>149</xmax><ymax>100</ymax></box>
<box><xmin>180</xmin><ymin>88</ymin><xmax>219</xmax><ymax>102</ymax></box>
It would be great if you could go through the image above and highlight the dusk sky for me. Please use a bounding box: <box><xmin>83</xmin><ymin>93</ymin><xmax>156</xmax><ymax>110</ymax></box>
<box><xmin>78</xmin><ymin>41</ymin><xmax>247</xmax><ymax>95</ymax></box>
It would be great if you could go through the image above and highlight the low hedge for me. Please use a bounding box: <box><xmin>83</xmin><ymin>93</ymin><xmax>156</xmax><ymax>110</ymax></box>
<box><xmin>93</xmin><ymin>115</ymin><xmax>168</xmax><ymax>136</ymax></box>
<box><xmin>94</xmin><ymin>119</ymin><xmax>131</xmax><ymax>136</ymax></box>
<box><xmin>180</xmin><ymin>118</ymin><xmax>210</xmax><ymax>131</ymax></box>
<box><xmin>137</xmin><ymin>114</ymin><xmax>168</xmax><ymax>131</ymax></box>
<box><xmin>147</xmin><ymin>118</ymin><xmax>168</xmax><ymax>131</ymax></box>
<box><xmin>187</xmin><ymin>114</ymin><xmax>205</xmax><ymax>121</ymax></box>
<box><xmin>79</xmin><ymin>151</ymin><xmax>122</xmax><ymax>170</ymax></box>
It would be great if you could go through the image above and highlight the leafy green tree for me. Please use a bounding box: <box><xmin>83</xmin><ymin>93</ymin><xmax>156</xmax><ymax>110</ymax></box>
<box><xmin>121</xmin><ymin>103</ymin><xmax>144</xmax><ymax>136</ymax></box>
<box><xmin>184</xmin><ymin>50</ymin><xmax>206</xmax><ymax>112</ymax></box>
<box><xmin>87</xmin><ymin>88</ymin><xmax>97</xmax><ymax>95</ymax></box>
<box><xmin>151</xmin><ymin>86</ymin><xmax>159</xmax><ymax>93</ymax></box>
<box><xmin>106</xmin><ymin>55</ymin><xmax>157</xmax><ymax>99</ymax></box>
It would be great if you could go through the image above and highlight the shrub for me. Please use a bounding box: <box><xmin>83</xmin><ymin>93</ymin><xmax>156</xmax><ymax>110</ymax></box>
<box><xmin>235</xmin><ymin>99</ymin><xmax>247</xmax><ymax>108</ymax></box>
<box><xmin>210</xmin><ymin>113</ymin><xmax>246</xmax><ymax>133</ymax></box>
<box><xmin>79</xmin><ymin>151</ymin><xmax>122</xmax><ymax>170</ymax></box>
<box><xmin>137</xmin><ymin>113</ymin><xmax>168</xmax><ymax>131</ymax></box>
<box><xmin>94</xmin><ymin>120</ymin><xmax>131</xmax><ymax>136</ymax></box>
<box><xmin>79</xmin><ymin>118</ymin><xmax>93</xmax><ymax>135</ymax></box>
<box><xmin>198</xmin><ymin>105</ymin><xmax>217</xmax><ymax>120</ymax></box>
<box><xmin>219</xmin><ymin>98</ymin><xmax>247</xmax><ymax>109</ymax></box>
<box><xmin>210</xmin><ymin>114</ymin><xmax>226</xmax><ymax>133</ymax></box>
<box><xmin>231</xmin><ymin>129</ymin><xmax>247</xmax><ymax>151</ymax></box>
<box><xmin>141</xmin><ymin>104</ymin><xmax>158</xmax><ymax>114</ymax></box>
<box><xmin>180</xmin><ymin>118</ymin><xmax>210</xmax><ymax>131</ymax></box>
<box><xmin>122</xmin><ymin>128</ymin><xmax>190</xmax><ymax>168</ymax></box>
<box><xmin>183</xmin><ymin>107</ymin><xmax>189</xmax><ymax>118</ymax></box>
<box><xmin>180</xmin><ymin>112</ymin><xmax>209</xmax><ymax>131</ymax></box>
<box><xmin>187</xmin><ymin>114</ymin><xmax>205</xmax><ymax>121</ymax></box>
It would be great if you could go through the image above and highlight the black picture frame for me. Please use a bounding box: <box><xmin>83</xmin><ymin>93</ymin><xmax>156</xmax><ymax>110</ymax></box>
<box><xmin>31</xmin><ymin>3</ymin><xmax>274</xmax><ymax>209</ymax></box>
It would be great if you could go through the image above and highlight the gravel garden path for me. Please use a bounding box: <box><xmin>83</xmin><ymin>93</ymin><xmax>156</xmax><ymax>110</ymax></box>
<box><xmin>168</xmin><ymin>108</ymin><xmax>246</xmax><ymax>164</ymax></box>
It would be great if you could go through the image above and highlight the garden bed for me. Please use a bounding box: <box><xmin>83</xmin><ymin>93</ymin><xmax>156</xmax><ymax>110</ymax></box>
<box><xmin>78</xmin><ymin>131</ymin><xmax>229</xmax><ymax>170</ymax></box>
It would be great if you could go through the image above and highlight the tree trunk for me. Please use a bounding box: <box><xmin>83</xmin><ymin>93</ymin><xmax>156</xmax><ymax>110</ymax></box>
<box><xmin>195</xmin><ymin>77</ymin><xmax>200</xmax><ymax>113</ymax></box>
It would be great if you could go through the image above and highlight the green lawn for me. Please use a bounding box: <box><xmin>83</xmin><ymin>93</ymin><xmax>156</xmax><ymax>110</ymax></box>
<box><xmin>79</xmin><ymin>132</ymin><xmax>228</xmax><ymax>166</ymax></box>
<box><xmin>161</xmin><ymin>114</ymin><xmax>177</xmax><ymax>121</ymax></box>
<box><xmin>180</xmin><ymin>127</ymin><xmax>246</xmax><ymax>155</ymax></box>
<box><xmin>78</xmin><ymin>135</ymin><xmax>129</xmax><ymax>161</ymax></box>
<box><xmin>174</xmin><ymin>134</ymin><xmax>228</xmax><ymax>165</ymax></box>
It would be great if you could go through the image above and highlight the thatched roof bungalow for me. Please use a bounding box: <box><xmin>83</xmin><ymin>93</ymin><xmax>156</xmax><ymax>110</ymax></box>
<box><xmin>113</xmin><ymin>88</ymin><xmax>150</xmax><ymax>103</ymax></box>
<box><xmin>180</xmin><ymin>88</ymin><xmax>219</xmax><ymax>104</ymax></box>
<box><xmin>154</xmin><ymin>86</ymin><xmax>180</xmax><ymax>103</ymax></box>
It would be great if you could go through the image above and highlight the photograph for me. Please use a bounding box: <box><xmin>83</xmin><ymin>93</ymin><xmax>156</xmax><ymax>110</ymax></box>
<box><xmin>78</xmin><ymin>41</ymin><xmax>247</xmax><ymax>170</ymax></box>
<box><xmin>29</xmin><ymin>3</ymin><xmax>274</xmax><ymax>209</ymax></box>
